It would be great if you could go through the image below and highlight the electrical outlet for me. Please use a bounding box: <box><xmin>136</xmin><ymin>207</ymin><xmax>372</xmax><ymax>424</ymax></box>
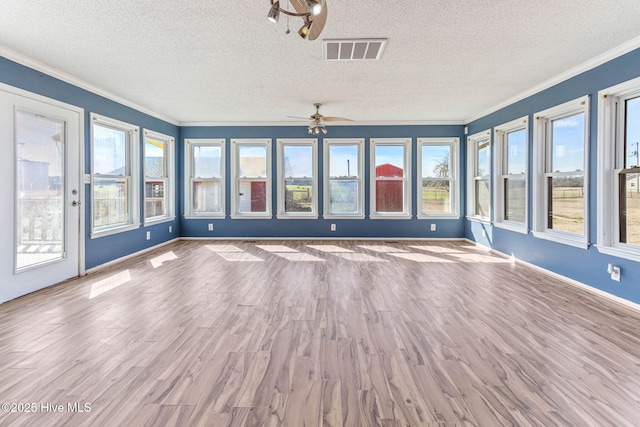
<box><xmin>607</xmin><ymin>263</ymin><xmax>621</xmax><ymax>282</ymax></box>
<box><xmin>208</xmin><ymin>224</ymin><xmax>214</xmax><ymax>231</ymax></box>
<box><xmin>430</xmin><ymin>224</ymin><xmax>436</xmax><ymax>231</ymax></box>
<box><xmin>169</xmin><ymin>225</ymin><xmax>172</xmax><ymax>233</ymax></box>
<box><xmin>146</xmin><ymin>231</ymin><xmax>151</xmax><ymax>240</ymax></box>
<box><xmin>330</xmin><ymin>224</ymin><xmax>336</xmax><ymax>231</ymax></box>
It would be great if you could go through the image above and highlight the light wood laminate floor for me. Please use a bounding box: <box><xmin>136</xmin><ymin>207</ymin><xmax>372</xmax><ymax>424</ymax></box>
<box><xmin>1</xmin><ymin>240</ymin><xmax>640</xmax><ymax>426</ymax></box>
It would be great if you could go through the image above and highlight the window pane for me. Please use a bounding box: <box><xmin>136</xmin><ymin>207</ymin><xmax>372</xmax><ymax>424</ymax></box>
<box><xmin>93</xmin><ymin>177</ymin><xmax>128</xmax><ymax>227</ymax></box>
<box><xmin>620</xmin><ymin>172</ymin><xmax>640</xmax><ymax>245</ymax></box>
<box><xmin>421</xmin><ymin>179</ymin><xmax>451</xmax><ymax>214</ymax></box>
<box><xmin>375</xmin><ymin>145</ymin><xmax>404</xmax><ymax>177</ymax></box>
<box><xmin>194</xmin><ymin>146</ymin><xmax>222</xmax><ymax>178</ymax></box>
<box><xmin>284</xmin><ymin>145</ymin><xmax>313</xmax><ymax>177</ymax></box>
<box><xmin>506</xmin><ymin>129</ymin><xmax>526</xmax><ymax>174</ymax></box>
<box><xmin>548</xmin><ymin>175</ymin><xmax>584</xmax><ymax>234</ymax></box>
<box><xmin>504</xmin><ymin>177</ymin><xmax>526</xmax><ymax>223</ymax></box>
<box><xmin>284</xmin><ymin>178</ymin><xmax>313</xmax><ymax>212</ymax></box>
<box><xmin>475</xmin><ymin>178</ymin><xmax>490</xmax><ymax>217</ymax></box>
<box><xmin>145</xmin><ymin>180</ymin><xmax>165</xmax><ymax>218</ymax></box>
<box><xmin>238</xmin><ymin>146</ymin><xmax>267</xmax><ymax>177</ymax></box>
<box><xmin>193</xmin><ymin>181</ymin><xmax>222</xmax><ymax>213</ymax></box>
<box><xmin>93</xmin><ymin>124</ymin><xmax>127</xmax><ymax>175</ymax></box>
<box><xmin>376</xmin><ymin>180</ymin><xmax>404</xmax><ymax>212</ymax></box>
<box><xmin>238</xmin><ymin>180</ymin><xmax>266</xmax><ymax>213</ymax></box>
<box><xmin>476</xmin><ymin>140</ymin><xmax>490</xmax><ymax>176</ymax></box>
<box><xmin>15</xmin><ymin>111</ymin><xmax>65</xmax><ymax>269</ymax></box>
<box><xmin>625</xmin><ymin>97</ymin><xmax>640</xmax><ymax>168</ymax></box>
<box><xmin>145</xmin><ymin>138</ymin><xmax>165</xmax><ymax>177</ymax></box>
<box><xmin>328</xmin><ymin>180</ymin><xmax>358</xmax><ymax>213</ymax></box>
<box><xmin>329</xmin><ymin>145</ymin><xmax>358</xmax><ymax>177</ymax></box>
<box><xmin>551</xmin><ymin>113</ymin><xmax>584</xmax><ymax>173</ymax></box>
<box><xmin>422</xmin><ymin>145</ymin><xmax>450</xmax><ymax>178</ymax></box>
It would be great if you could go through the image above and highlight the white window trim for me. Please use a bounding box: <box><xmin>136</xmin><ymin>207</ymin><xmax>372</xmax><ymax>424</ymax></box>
<box><xmin>184</xmin><ymin>138</ymin><xmax>226</xmax><ymax>219</ymax></box>
<box><xmin>276</xmin><ymin>138</ymin><xmax>318</xmax><ymax>219</ymax></box>
<box><xmin>493</xmin><ymin>117</ymin><xmax>529</xmax><ymax>234</ymax></box>
<box><xmin>89</xmin><ymin>113</ymin><xmax>140</xmax><ymax>239</ymax></box>
<box><xmin>370</xmin><ymin>138</ymin><xmax>412</xmax><ymax>219</ymax></box>
<box><xmin>323</xmin><ymin>138</ymin><xmax>365</xmax><ymax>219</ymax></box>
<box><xmin>532</xmin><ymin>95</ymin><xmax>590</xmax><ymax>249</ymax></box>
<box><xmin>143</xmin><ymin>129</ymin><xmax>175</xmax><ymax>226</ymax></box>
<box><xmin>466</xmin><ymin>129</ymin><xmax>492</xmax><ymax>223</ymax></box>
<box><xmin>230</xmin><ymin>138</ymin><xmax>272</xmax><ymax>219</ymax></box>
<box><xmin>596</xmin><ymin>76</ymin><xmax>640</xmax><ymax>262</ymax></box>
<box><xmin>416</xmin><ymin>137</ymin><xmax>460</xmax><ymax>219</ymax></box>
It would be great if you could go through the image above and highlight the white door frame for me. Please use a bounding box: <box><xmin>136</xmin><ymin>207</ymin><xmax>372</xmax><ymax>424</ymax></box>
<box><xmin>0</xmin><ymin>82</ymin><xmax>85</xmax><ymax>303</ymax></box>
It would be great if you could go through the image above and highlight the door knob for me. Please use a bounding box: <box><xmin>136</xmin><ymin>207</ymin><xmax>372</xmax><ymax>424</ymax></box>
<box><xmin>72</xmin><ymin>201</ymin><xmax>81</xmax><ymax>207</ymax></box>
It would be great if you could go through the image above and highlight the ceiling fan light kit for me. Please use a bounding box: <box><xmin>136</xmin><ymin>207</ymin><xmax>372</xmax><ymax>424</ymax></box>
<box><xmin>267</xmin><ymin>0</ymin><xmax>327</xmax><ymax>40</ymax></box>
<box><xmin>290</xmin><ymin>103</ymin><xmax>352</xmax><ymax>135</ymax></box>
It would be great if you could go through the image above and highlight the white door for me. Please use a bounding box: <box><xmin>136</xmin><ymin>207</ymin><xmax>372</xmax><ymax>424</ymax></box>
<box><xmin>0</xmin><ymin>86</ymin><xmax>82</xmax><ymax>304</ymax></box>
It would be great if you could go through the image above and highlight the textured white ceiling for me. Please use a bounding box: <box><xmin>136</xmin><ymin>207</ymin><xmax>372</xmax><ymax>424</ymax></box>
<box><xmin>2</xmin><ymin>0</ymin><xmax>640</xmax><ymax>125</ymax></box>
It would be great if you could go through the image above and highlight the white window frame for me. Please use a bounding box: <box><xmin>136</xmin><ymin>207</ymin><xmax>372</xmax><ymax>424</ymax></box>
<box><xmin>276</xmin><ymin>138</ymin><xmax>318</xmax><ymax>219</ymax></box>
<box><xmin>143</xmin><ymin>129</ymin><xmax>175</xmax><ymax>225</ymax></box>
<box><xmin>323</xmin><ymin>138</ymin><xmax>365</xmax><ymax>219</ymax></box>
<box><xmin>230</xmin><ymin>138</ymin><xmax>272</xmax><ymax>219</ymax></box>
<box><xmin>184</xmin><ymin>138</ymin><xmax>225</xmax><ymax>218</ymax></box>
<box><xmin>532</xmin><ymin>96</ymin><xmax>590</xmax><ymax>249</ymax></box>
<box><xmin>493</xmin><ymin>117</ymin><xmax>528</xmax><ymax>233</ymax></box>
<box><xmin>89</xmin><ymin>113</ymin><xmax>140</xmax><ymax>238</ymax></box>
<box><xmin>466</xmin><ymin>129</ymin><xmax>492</xmax><ymax>223</ymax></box>
<box><xmin>597</xmin><ymin>76</ymin><xmax>640</xmax><ymax>262</ymax></box>
<box><xmin>417</xmin><ymin>137</ymin><xmax>460</xmax><ymax>219</ymax></box>
<box><xmin>369</xmin><ymin>138</ymin><xmax>412</xmax><ymax>219</ymax></box>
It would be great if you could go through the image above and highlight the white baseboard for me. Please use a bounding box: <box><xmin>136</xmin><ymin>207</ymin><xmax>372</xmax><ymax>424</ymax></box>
<box><xmin>463</xmin><ymin>239</ymin><xmax>640</xmax><ymax>314</ymax></box>
<box><xmin>180</xmin><ymin>236</ymin><xmax>466</xmax><ymax>242</ymax></box>
<box><xmin>85</xmin><ymin>238</ymin><xmax>180</xmax><ymax>275</ymax></box>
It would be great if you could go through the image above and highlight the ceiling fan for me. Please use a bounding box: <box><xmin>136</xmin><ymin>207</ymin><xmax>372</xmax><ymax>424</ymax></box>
<box><xmin>288</xmin><ymin>103</ymin><xmax>353</xmax><ymax>134</ymax></box>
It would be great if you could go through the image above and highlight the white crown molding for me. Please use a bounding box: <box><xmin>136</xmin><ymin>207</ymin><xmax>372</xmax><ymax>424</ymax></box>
<box><xmin>464</xmin><ymin>35</ymin><xmax>640</xmax><ymax>124</ymax></box>
<box><xmin>0</xmin><ymin>45</ymin><xmax>179</xmax><ymax>126</ymax></box>
<box><xmin>179</xmin><ymin>119</ymin><xmax>465</xmax><ymax>127</ymax></box>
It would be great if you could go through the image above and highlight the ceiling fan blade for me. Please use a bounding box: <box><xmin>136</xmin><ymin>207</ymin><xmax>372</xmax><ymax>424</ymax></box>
<box><xmin>287</xmin><ymin>115</ymin><xmax>312</xmax><ymax>120</ymax></box>
<box><xmin>323</xmin><ymin>116</ymin><xmax>353</xmax><ymax>122</ymax></box>
<box><xmin>288</xmin><ymin>0</ymin><xmax>306</xmax><ymax>14</ymax></box>
<box><xmin>308</xmin><ymin>2</ymin><xmax>327</xmax><ymax>41</ymax></box>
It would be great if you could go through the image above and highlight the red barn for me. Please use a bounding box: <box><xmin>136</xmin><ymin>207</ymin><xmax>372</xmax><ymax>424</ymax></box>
<box><xmin>375</xmin><ymin>164</ymin><xmax>404</xmax><ymax>212</ymax></box>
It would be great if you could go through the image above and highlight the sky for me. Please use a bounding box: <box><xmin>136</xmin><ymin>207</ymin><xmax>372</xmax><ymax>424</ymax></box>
<box><xmin>93</xmin><ymin>125</ymin><xmax>126</xmax><ymax>174</ymax></box>
<box><xmin>627</xmin><ymin>96</ymin><xmax>640</xmax><ymax>168</ymax></box>
<box><xmin>421</xmin><ymin>145</ymin><xmax>450</xmax><ymax>178</ymax></box>
<box><xmin>507</xmin><ymin>128</ymin><xmax>526</xmax><ymax>175</ymax></box>
<box><xmin>329</xmin><ymin>145</ymin><xmax>359</xmax><ymax>177</ymax></box>
<box><xmin>551</xmin><ymin>113</ymin><xmax>584</xmax><ymax>173</ymax></box>
<box><xmin>284</xmin><ymin>145</ymin><xmax>313</xmax><ymax>177</ymax></box>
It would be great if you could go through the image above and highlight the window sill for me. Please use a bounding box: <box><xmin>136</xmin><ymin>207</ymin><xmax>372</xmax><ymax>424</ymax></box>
<box><xmin>230</xmin><ymin>214</ymin><xmax>273</xmax><ymax>220</ymax></box>
<box><xmin>595</xmin><ymin>244</ymin><xmax>640</xmax><ymax>263</ymax></box>
<box><xmin>417</xmin><ymin>214</ymin><xmax>461</xmax><ymax>220</ymax></box>
<box><xmin>322</xmin><ymin>214</ymin><xmax>366</xmax><ymax>220</ymax></box>
<box><xmin>369</xmin><ymin>214</ymin><xmax>413</xmax><ymax>220</ymax></box>
<box><xmin>494</xmin><ymin>221</ymin><xmax>528</xmax><ymax>234</ymax></box>
<box><xmin>144</xmin><ymin>216</ymin><xmax>176</xmax><ymax>227</ymax></box>
<box><xmin>531</xmin><ymin>230</ymin><xmax>589</xmax><ymax>249</ymax></box>
<box><xmin>90</xmin><ymin>222</ymin><xmax>140</xmax><ymax>239</ymax></box>
<box><xmin>184</xmin><ymin>214</ymin><xmax>226</xmax><ymax>219</ymax></box>
<box><xmin>466</xmin><ymin>215</ymin><xmax>491</xmax><ymax>225</ymax></box>
<box><xmin>276</xmin><ymin>214</ymin><xmax>319</xmax><ymax>220</ymax></box>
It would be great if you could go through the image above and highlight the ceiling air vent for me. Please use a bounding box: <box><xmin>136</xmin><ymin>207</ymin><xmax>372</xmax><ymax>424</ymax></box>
<box><xmin>323</xmin><ymin>38</ymin><xmax>387</xmax><ymax>61</ymax></box>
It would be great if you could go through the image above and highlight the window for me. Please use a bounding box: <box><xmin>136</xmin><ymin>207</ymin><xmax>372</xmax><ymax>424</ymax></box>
<box><xmin>90</xmin><ymin>113</ymin><xmax>139</xmax><ymax>238</ymax></box>
<box><xmin>533</xmin><ymin>96</ymin><xmax>589</xmax><ymax>248</ymax></box>
<box><xmin>597</xmin><ymin>77</ymin><xmax>640</xmax><ymax>261</ymax></box>
<box><xmin>231</xmin><ymin>139</ymin><xmax>271</xmax><ymax>218</ymax></box>
<box><xmin>185</xmin><ymin>139</ymin><xmax>225</xmax><ymax>217</ymax></box>
<box><xmin>323</xmin><ymin>138</ymin><xmax>364</xmax><ymax>219</ymax></box>
<box><xmin>467</xmin><ymin>130</ymin><xmax>491</xmax><ymax>221</ymax></box>
<box><xmin>417</xmin><ymin>138</ymin><xmax>459</xmax><ymax>218</ymax></box>
<box><xmin>370</xmin><ymin>138</ymin><xmax>412</xmax><ymax>219</ymax></box>
<box><xmin>276</xmin><ymin>139</ymin><xmax>318</xmax><ymax>218</ymax></box>
<box><xmin>143</xmin><ymin>129</ymin><xmax>174</xmax><ymax>224</ymax></box>
<box><xmin>493</xmin><ymin>117</ymin><xmax>528</xmax><ymax>232</ymax></box>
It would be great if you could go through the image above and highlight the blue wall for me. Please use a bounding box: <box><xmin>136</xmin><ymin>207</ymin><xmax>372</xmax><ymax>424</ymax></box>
<box><xmin>4</xmin><ymin>45</ymin><xmax>640</xmax><ymax>304</ymax></box>
<box><xmin>180</xmin><ymin>125</ymin><xmax>465</xmax><ymax>239</ymax></box>
<box><xmin>0</xmin><ymin>57</ymin><xmax>180</xmax><ymax>269</ymax></box>
<box><xmin>466</xmin><ymin>48</ymin><xmax>640</xmax><ymax>304</ymax></box>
